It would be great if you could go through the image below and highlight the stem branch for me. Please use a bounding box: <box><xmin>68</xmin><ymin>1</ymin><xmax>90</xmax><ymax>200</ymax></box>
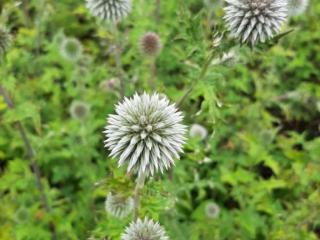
<box><xmin>177</xmin><ymin>52</ymin><xmax>215</xmax><ymax>107</ymax></box>
<box><xmin>133</xmin><ymin>174</ymin><xmax>146</xmax><ymax>220</ymax></box>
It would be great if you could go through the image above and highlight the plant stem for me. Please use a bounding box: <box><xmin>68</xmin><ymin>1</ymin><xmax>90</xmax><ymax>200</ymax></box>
<box><xmin>149</xmin><ymin>57</ymin><xmax>157</xmax><ymax>90</ymax></box>
<box><xmin>0</xmin><ymin>85</ymin><xmax>57</xmax><ymax>240</ymax></box>
<box><xmin>177</xmin><ymin>52</ymin><xmax>215</xmax><ymax>108</ymax></box>
<box><xmin>133</xmin><ymin>174</ymin><xmax>146</xmax><ymax>220</ymax></box>
<box><xmin>111</xmin><ymin>23</ymin><xmax>125</xmax><ymax>98</ymax></box>
<box><xmin>155</xmin><ymin>0</ymin><xmax>161</xmax><ymax>25</ymax></box>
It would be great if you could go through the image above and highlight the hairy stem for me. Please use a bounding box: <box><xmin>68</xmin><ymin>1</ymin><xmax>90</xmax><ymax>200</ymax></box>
<box><xmin>177</xmin><ymin>52</ymin><xmax>215</xmax><ymax>107</ymax></box>
<box><xmin>0</xmin><ymin>85</ymin><xmax>57</xmax><ymax>240</ymax></box>
<box><xmin>133</xmin><ymin>174</ymin><xmax>146</xmax><ymax>220</ymax></box>
<box><xmin>149</xmin><ymin>57</ymin><xmax>157</xmax><ymax>90</ymax></box>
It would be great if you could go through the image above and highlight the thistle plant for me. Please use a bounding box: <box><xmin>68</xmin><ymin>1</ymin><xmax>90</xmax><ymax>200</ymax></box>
<box><xmin>224</xmin><ymin>0</ymin><xmax>288</xmax><ymax>45</ymax></box>
<box><xmin>139</xmin><ymin>32</ymin><xmax>162</xmax><ymax>89</ymax></box>
<box><xmin>104</xmin><ymin>92</ymin><xmax>186</xmax><ymax>177</ymax></box>
<box><xmin>287</xmin><ymin>0</ymin><xmax>309</xmax><ymax>16</ymax></box>
<box><xmin>86</xmin><ymin>0</ymin><xmax>131</xmax><ymax>22</ymax></box>
<box><xmin>105</xmin><ymin>192</ymin><xmax>134</xmax><ymax>218</ymax></box>
<box><xmin>0</xmin><ymin>25</ymin><xmax>57</xmax><ymax>239</ymax></box>
<box><xmin>60</xmin><ymin>38</ymin><xmax>83</xmax><ymax>61</ymax></box>
<box><xmin>122</xmin><ymin>217</ymin><xmax>169</xmax><ymax>240</ymax></box>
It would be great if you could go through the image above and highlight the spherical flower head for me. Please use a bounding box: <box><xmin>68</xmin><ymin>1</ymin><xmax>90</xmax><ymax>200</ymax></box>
<box><xmin>122</xmin><ymin>217</ymin><xmax>169</xmax><ymax>240</ymax></box>
<box><xmin>70</xmin><ymin>101</ymin><xmax>90</xmax><ymax>120</ymax></box>
<box><xmin>224</xmin><ymin>0</ymin><xmax>288</xmax><ymax>45</ymax></box>
<box><xmin>105</xmin><ymin>192</ymin><xmax>134</xmax><ymax>218</ymax></box>
<box><xmin>190</xmin><ymin>124</ymin><xmax>208</xmax><ymax>140</ymax></box>
<box><xmin>0</xmin><ymin>27</ymin><xmax>11</xmax><ymax>58</ymax></box>
<box><xmin>60</xmin><ymin>38</ymin><xmax>82</xmax><ymax>61</ymax></box>
<box><xmin>140</xmin><ymin>32</ymin><xmax>162</xmax><ymax>57</ymax></box>
<box><xmin>287</xmin><ymin>0</ymin><xmax>309</xmax><ymax>16</ymax></box>
<box><xmin>86</xmin><ymin>0</ymin><xmax>131</xmax><ymax>22</ymax></box>
<box><xmin>205</xmin><ymin>202</ymin><xmax>220</xmax><ymax>219</ymax></box>
<box><xmin>104</xmin><ymin>92</ymin><xmax>187</xmax><ymax>177</ymax></box>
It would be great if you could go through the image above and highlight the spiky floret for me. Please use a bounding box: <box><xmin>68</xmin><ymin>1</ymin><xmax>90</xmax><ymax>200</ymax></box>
<box><xmin>224</xmin><ymin>0</ymin><xmax>288</xmax><ymax>45</ymax></box>
<box><xmin>140</xmin><ymin>32</ymin><xmax>162</xmax><ymax>57</ymax></box>
<box><xmin>122</xmin><ymin>218</ymin><xmax>169</xmax><ymax>240</ymax></box>
<box><xmin>287</xmin><ymin>0</ymin><xmax>309</xmax><ymax>16</ymax></box>
<box><xmin>105</xmin><ymin>192</ymin><xmax>134</xmax><ymax>218</ymax></box>
<box><xmin>104</xmin><ymin>92</ymin><xmax>186</xmax><ymax>177</ymax></box>
<box><xmin>0</xmin><ymin>27</ymin><xmax>11</xmax><ymax>58</ymax></box>
<box><xmin>86</xmin><ymin>0</ymin><xmax>131</xmax><ymax>22</ymax></box>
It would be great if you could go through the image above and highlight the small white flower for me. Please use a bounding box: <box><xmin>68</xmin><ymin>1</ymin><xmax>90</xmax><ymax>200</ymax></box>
<box><xmin>104</xmin><ymin>92</ymin><xmax>187</xmax><ymax>177</ymax></box>
<box><xmin>287</xmin><ymin>0</ymin><xmax>309</xmax><ymax>16</ymax></box>
<box><xmin>86</xmin><ymin>0</ymin><xmax>131</xmax><ymax>22</ymax></box>
<box><xmin>190</xmin><ymin>124</ymin><xmax>208</xmax><ymax>140</ymax></box>
<box><xmin>205</xmin><ymin>202</ymin><xmax>220</xmax><ymax>219</ymax></box>
<box><xmin>224</xmin><ymin>0</ymin><xmax>288</xmax><ymax>45</ymax></box>
<box><xmin>122</xmin><ymin>217</ymin><xmax>169</xmax><ymax>240</ymax></box>
<box><xmin>105</xmin><ymin>192</ymin><xmax>134</xmax><ymax>218</ymax></box>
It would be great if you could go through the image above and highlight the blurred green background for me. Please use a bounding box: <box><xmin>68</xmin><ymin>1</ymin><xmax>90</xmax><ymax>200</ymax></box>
<box><xmin>0</xmin><ymin>0</ymin><xmax>319</xmax><ymax>239</ymax></box>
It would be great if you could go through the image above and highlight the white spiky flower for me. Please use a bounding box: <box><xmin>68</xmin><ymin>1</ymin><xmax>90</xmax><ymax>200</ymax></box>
<box><xmin>224</xmin><ymin>0</ymin><xmax>288</xmax><ymax>45</ymax></box>
<box><xmin>105</xmin><ymin>192</ymin><xmax>134</xmax><ymax>218</ymax></box>
<box><xmin>190</xmin><ymin>124</ymin><xmax>208</xmax><ymax>140</ymax></box>
<box><xmin>205</xmin><ymin>202</ymin><xmax>220</xmax><ymax>219</ymax></box>
<box><xmin>104</xmin><ymin>92</ymin><xmax>186</xmax><ymax>177</ymax></box>
<box><xmin>287</xmin><ymin>0</ymin><xmax>309</xmax><ymax>16</ymax></box>
<box><xmin>86</xmin><ymin>0</ymin><xmax>131</xmax><ymax>22</ymax></box>
<box><xmin>122</xmin><ymin>218</ymin><xmax>169</xmax><ymax>240</ymax></box>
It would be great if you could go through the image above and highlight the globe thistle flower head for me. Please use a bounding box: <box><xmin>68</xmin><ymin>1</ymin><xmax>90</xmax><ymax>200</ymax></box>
<box><xmin>105</xmin><ymin>192</ymin><xmax>134</xmax><ymax>218</ymax></box>
<box><xmin>86</xmin><ymin>0</ymin><xmax>131</xmax><ymax>22</ymax></box>
<box><xmin>287</xmin><ymin>0</ymin><xmax>309</xmax><ymax>16</ymax></box>
<box><xmin>205</xmin><ymin>202</ymin><xmax>220</xmax><ymax>219</ymax></box>
<box><xmin>0</xmin><ymin>27</ymin><xmax>11</xmax><ymax>58</ymax></box>
<box><xmin>104</xmin><ymin>92</ymin><xmax>187</xmax><ymax>177</ymax></box>
<box><xmin>190</xmin><ymin>124</ymin><xmax>208</xmax><ymax>140</ymax></box>
<box><xmin>122</xmin><ymin>217</ymin><xmax>169</xmax><ymax>240</ymax></box>
<box><xmin>140</xmin><ymin>32</ymin><xmax>162</xmax><ymax>57</ymax></box>
<box><xmin>60</xmin><ymin>38</ymin><xmax>82</xmax><ymax>61</ymax></box>
<box><xmin>70</xmin><ymin>101</ymin><xmax>90</xmax><ymax>120</ymax></box>
<box><xmin>224</xmin><ymin>0</ymin><xmax>288</xmax><ymax>46</ymax></box>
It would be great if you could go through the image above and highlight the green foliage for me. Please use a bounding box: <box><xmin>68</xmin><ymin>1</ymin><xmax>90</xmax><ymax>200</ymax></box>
<box><xmin>0</xmin><ymin>0</ymin><xmax>319</xmax><ymax>239</ymax></box>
